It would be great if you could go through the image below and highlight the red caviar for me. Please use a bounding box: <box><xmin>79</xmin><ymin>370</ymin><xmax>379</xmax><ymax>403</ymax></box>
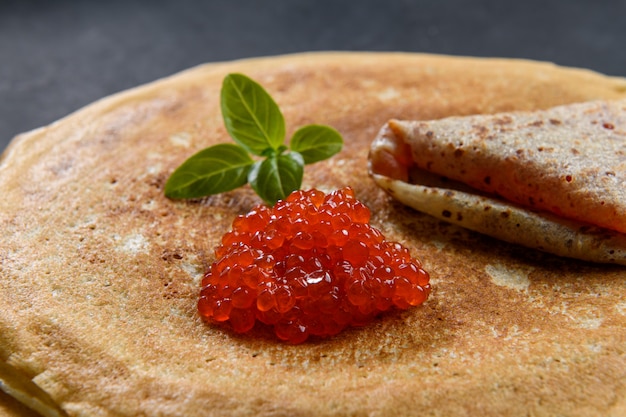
<box><xmin>198</xmin><ymin>188</ymin><xmax>431</xmax><ymax>344</ymax></box>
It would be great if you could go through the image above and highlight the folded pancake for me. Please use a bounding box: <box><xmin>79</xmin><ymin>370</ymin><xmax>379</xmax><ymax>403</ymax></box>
<box><xmin>2</xmin><ymin>52</ymin><xmax>626</xmax><ymax>417</ymax></box>
<box><xmin>369</xmin><ymin>100</ymin><xmax>626</xmax><ymax>264</ymax></box>
<box><xmin>0</xmin><ymin>362</ymin><xmax>64</xmax><ymax>417</ymax></box>
<box><xmin>0</xmin><ymin>392</ymin><xmax>42</xmax><ymax>417</ymax></box>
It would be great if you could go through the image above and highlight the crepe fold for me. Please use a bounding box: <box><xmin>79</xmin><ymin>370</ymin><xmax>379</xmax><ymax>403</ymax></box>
<box><xmin>369</xmin><ymin>99</ymin><xmax>626</xmax><ymax>265</ymax></box>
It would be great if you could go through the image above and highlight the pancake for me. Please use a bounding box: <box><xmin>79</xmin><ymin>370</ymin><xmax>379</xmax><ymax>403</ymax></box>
<box><xmin>380</xmin><ymin>100</ymin><xmax>626</xmax><ymax>232</ymax></box>
<box><xmin>0</xmin><ymin>391</ymin><xmax>41</xmax><ymax>417</ymax></box>
<box><xmin>369</xmin><ymin>100</ymin><xmax>626</xmax><ymax>264</ymax></box>
<box><xmin>1</xmin><ymin>52</ymin><xmax>626</xmax><ymax>417</ymax></box>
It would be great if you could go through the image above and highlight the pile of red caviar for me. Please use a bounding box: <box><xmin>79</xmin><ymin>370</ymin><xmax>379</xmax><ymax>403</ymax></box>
<box><xmin>198</xmin><ymin>187</ymin><xmax>430</xmax><ymax>344</ymax></box>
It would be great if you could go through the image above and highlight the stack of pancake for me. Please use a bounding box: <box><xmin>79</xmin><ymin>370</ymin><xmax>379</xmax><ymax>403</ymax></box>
<box><xmin>1</xmin><ymin>52</ymin><xmax>625</xmax><ymax>416</ymax></box>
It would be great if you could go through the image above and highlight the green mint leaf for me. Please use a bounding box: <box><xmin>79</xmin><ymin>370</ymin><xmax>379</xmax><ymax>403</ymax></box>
<box><xmin>221</xmin><ymin>73</ymin><xmax>286</xmax><ymax>156</ymax></box>
<box><xmin>248</xmin><ymin>152</ymin><xmax>304</xmax><ymax>205</ymax></box>
<box><xmin>165</xmin><ymin>143</ymin><xmax>254</xmax><ymax>199</ymax></box>
<box><xmin>166</xmin><ymin>73</ymin><xmax>346</xmax><ymax>205</ymax></box>
<box><xmin>289</xmin><ymin>124</ymin><xmax>343</xmax><ymax>164</ymax></box>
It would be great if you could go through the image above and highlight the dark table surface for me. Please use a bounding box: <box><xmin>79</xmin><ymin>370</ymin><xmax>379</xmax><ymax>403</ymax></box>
<box><xmin>2</xmin><ymin>0</ymin><xmax>625</xmax><ymax>153</ymax></box>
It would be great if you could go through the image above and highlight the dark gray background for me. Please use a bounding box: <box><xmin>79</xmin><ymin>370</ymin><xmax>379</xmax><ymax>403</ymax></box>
<box><xmin>1</xmin><ymin>0</ymin><xmax>625</xmax><ymax>153</ymax></box>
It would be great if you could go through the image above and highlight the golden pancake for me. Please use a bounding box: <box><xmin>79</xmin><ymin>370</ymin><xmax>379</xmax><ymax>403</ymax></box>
<box><xmin>1</xmin><ymin>52</ymin><xmax>626</xmax><ymax>416</ymax></box>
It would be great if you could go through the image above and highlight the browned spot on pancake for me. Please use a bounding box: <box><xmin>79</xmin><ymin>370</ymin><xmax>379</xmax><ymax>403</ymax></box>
<box><xmin>537</xmin><ymin>146</ymin><xmax>555</xmax><ymax>153</ymax></box>
<box><xmin>162</xmin><ymin>249</ymin><xmax>184</xmax><ymax>261</ymax></box>
<box><xmin>603</xmin><ymin>122</ymin><xmax>615</xmax><ymax>129</ymax></box>
<box><xmin>454</xmin><ymin>149</ymin><xmax>464</xmax><ymax>157</ymax></box>
<box><xmin>472</xmin><ymin>125</ymin><xmax>489</xmax><ymax>137</ymax></box>
<box><xmin>549</xmin><ymin>118</ymin><xmax>562</xmax><ymax>125</ymax></box>
<box><xmin>494</xmin><ymin>116</ymin><xmax>513</xmax><ymax>125</ymax></box>
<box><xmin>442</xmin><ymin>209</ymin><xmax>452</xmax><ymax>218</ymax></box>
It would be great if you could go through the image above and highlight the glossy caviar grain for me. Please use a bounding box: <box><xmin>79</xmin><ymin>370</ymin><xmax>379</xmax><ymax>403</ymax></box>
<box><xmin>198</xmin><ymin>188</ymin><xmax>431</xmax><ymax>344</ymax></box>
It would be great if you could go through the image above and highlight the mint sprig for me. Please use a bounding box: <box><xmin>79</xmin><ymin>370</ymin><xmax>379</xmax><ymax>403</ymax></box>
<box><xmin>164</xmin><ymin>73</ymin><xmax>343</xmax><ymax>205</ymax></box>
